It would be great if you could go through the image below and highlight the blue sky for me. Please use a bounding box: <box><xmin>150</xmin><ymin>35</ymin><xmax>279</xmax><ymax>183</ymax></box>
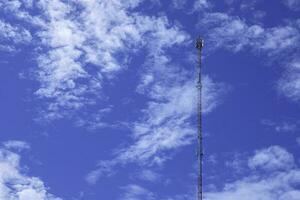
<box><xmin>0</xmin><ymin>0</ymin><xmax>300</xmax><ymax>199</ymax></box>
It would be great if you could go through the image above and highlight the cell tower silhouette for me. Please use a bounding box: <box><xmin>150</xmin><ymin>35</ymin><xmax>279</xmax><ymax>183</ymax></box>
<box><xmin>195</xmin><ymin>37</ymin><xmax>204</xmax><ymax>200</ymax></box>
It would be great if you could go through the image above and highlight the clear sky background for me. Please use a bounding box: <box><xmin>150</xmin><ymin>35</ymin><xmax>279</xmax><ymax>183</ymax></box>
<box><xmin>0</xmin><ymin>0</ymin><xmax>300</xmax><ymax>199</ymax></box>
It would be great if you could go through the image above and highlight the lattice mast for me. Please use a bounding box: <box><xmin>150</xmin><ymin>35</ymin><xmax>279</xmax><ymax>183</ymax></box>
<box><xmin>196</xmin><ymin>37</ymin><xmax>204</xmax><ymax>200</ymax></box>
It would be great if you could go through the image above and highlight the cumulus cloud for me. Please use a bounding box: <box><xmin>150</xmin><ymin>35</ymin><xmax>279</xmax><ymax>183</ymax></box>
<box><xmin>248</xmin><ymin>146</ymin><xmax>295</xmax><ymax>171</ymax></box>
<box><xmin>0</xmin><ymin>143</ymin><xmax>61</xmax><ymax>200</ymax></box>
<box><xmin>206</xmin><ymin>170</ymin><xmax>300</xmax><ymax>200</ymax></box>
<box><xmin>206</xmin><ymin>146</ymin><xmax>300</xmax><ymax>200</ymax></box>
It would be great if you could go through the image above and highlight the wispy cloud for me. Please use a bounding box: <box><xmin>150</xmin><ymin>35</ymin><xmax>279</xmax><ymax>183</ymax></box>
<box><xmin>261</xmin><ymin>119</ymin><xmax>298</xmax><ymax>133</ymax></box>
<box><xmin>117</xmin><ymin>77</ymin><xmax>226</xmax><ymax>166</ymax></box>
<box><xmin>199</xmin><ymin>12</ymin><xmax>300</xmax><ymax>54</ymax></box>
<box><xmin>193</xmin><ymin>0</ymin><xmax>211</xmax><ymax>11</ymax></box>
<box><xmin>171</xmin><ymin>0</ymin><xmax>187</xmax><ymax>9</ymax></box>
<box><xmin>282</xmin><ymin>0</ymin><xmax>300</xmax><ymax>11</ymax></box>
<box><xmin>0</xmin><ymin>19</ymin><xmax>31</xmax><ymax>51</ymax></box>
<box><xmin>278</xmin><ymin>60</ymin><xmax>300</xmax><ymax>102</ymax></box>
<box><xmin>120</xmin><ymin>184</ymin><xmax>155</xmax><ymax>200</ymax></box>
<box><xmin>1</xmin><ymin>0</ymin><xmax>190</xmax><ymax>125</ymax></box>
<box><xmin>137</xmin><ymin>169</ymin><xmax>160</xmax><ymax>182</ymax></box>
<box><xmin>2</xmin><ymin>140</ymin><xmax>30</xmax><ymax>151</ymax></box>
<box><xmin>199</xmin><ymin>11</ymin><xmax>300</xmax><ymax>104</ymax></box>
<box><xmin>0</xmin><ymin>0</ymin><xmax>189</xmax><ymax>121</ymax></box>
<box><xmin>0</xmin><ymin>141</ymin><xmax>61</xmax><ymax>200</ymax></box>
<box><xmin>84</xmin><ymin>13</ymin><xmax>228</xmax><ymax>177</ymax></box>
<box><xmin>86</xmin><ymin>75</ymin><xmax>228</xmax><ymax>183</ymax></box>
<box><xmin>2</xmin><ymin>0</ymin><xmax>229</xmax><ymax>189</ymax></box>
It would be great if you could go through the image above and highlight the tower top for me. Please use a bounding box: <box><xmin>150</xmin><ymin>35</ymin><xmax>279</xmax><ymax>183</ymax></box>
<box><xmin>196</xmin><ymin>38</ymin><xmax>204</xmax><ymax>50</ymax></box>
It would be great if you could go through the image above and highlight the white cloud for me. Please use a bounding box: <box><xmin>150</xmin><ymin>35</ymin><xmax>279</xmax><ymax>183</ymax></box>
<box><xmin>0</xmin><ymin>19</ymin><xmax>31</xmax><ymax>51</ymax></box>
<box><xmin>206</xmin><ymin>146</ymin><xmax>300</xmax><ymax>200</ymax></box>
<box><xmin>193</xmin><ymin>0</ymin><xmax>211</xmax><ymax>11</ymax></box>
<box><xmin>31</xmin><ymin>0</ymin><xmax>221</xmax><ymax>185</ymax></box>
<box><xmin>85</xmin><ymin>169</ymin><xmax>101</xmax><ymax>185</ymax></box>
<box><xmin>225</xmin><ymin>153</ymin><xmax>246</xmax><ymax>174</ymax></box>
<box><xmin>122</xmin><ymin>26</ymin><xmax>226</xmax><ymax>165</ymax></box>
<box><xmin>172</xmin><ymin>0</ymin><xmax>211</xmax><ymax>12</ymax></box>
<box><xmin>138</xmin><ymin>169</ymin><xmax>160</xmax><ymax>182</ymax></box>
<box><xmin>84</xmin><ymin>15</ymin><xmax>227</xmax><ymax>179</ymax></box>
<box><xmin>0</xmin><ymin>144</ymin><xmax>61</xmax><ymax>200</ymax></box>
<box><xmin>274</xmin><ymin>123</ymin><xmax>297</xmax><ymax>132</ymax></box>
<box><xmin>85</xmin><ymin>160</ymin><xmax>116</xmax><ymax>185</ymax></box>
<box><xmin>297</xmin><ymin>137</ymin><xmax>300</xmax><ymax>146</ymax></box>
<box><xmin>200</xmin><ymin>12</ymin><xmax>300</xmax><ymax>54</ymax></box>
<box><xmin>3</xmin><ymin>141</ymin><xmax>30</xmax><ymax>151</ymax></box>
<box><xmin>206</xmin><ymin>170</ymin><xmax>300</xmax><ymax>200</ymax></box>
<box><xmin>17</xmin><ymin>0</ymin><xmax>188</xmax><ymax>121</ymax></box>
<box><xmin>248</xmin><ymin>146</ymin><xmax>295</xmax><ymax>171</ymax></box>
<box><xmin>2</xmin><ymin>0</ymin><xmax>228</xmax><ymax>186</ymax></box>
<box><xmin>120</xmin><ymin>184</ymin><xmax>155</xmax><ymax>200</ymax></box>
<box><xmin>0</xmin><ymin>0</ymin><xmax>190</xmax><ymax>121</ymax></box>
<box><xmin>86</xmin><ymin>74</ymin><xmax>227</xmax><ymax>183</ymax></box>
<box><xmin>117</xmin><ymin>77</ymin><xmax>225</xmax><ymax>166</ymax></box>
<box><xmin>199</xmin><ymin>12</ymin><xmax>300</xmax><ymax>103</ymax></box>
<box><xmin>261</xmin><ymin>119</ymin><xmax>298</xmax><ymax>133</ymax></box>
<box><xmin>172</xmin><ymin>0</ymin><xmax>187</xmax><ymax>9</ymax></box>
<box><xmin>278</xmin><ymin>60</ymin><xmax>300</xmax><ymax>102</ymax></box>
<box><xmin>0</xmin><ymin>0</ymin><xmax>22</xmax><ymax>11</ymax></box>
<box><xmin>282</xmin><ymin>0</ymin><xmax>300</xmax><ymax>11</ymax></box>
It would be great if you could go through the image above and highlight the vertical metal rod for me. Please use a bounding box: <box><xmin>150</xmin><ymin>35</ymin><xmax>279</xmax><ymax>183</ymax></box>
<box><xmin>196</xmin><ymin>37</ymin><xmax>204</xmax><ymax>200</ymax></box>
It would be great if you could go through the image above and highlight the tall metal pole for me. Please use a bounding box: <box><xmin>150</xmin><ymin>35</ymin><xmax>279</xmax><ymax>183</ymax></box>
<box><xmin>196</xmin><ymin>37</ymin><xmax>204</xmax><ymax>200</ymax></box>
